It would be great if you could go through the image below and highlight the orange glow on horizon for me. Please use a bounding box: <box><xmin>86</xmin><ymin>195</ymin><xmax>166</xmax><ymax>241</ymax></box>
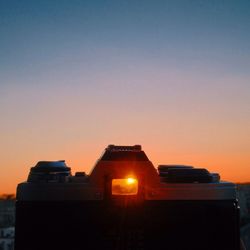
<box><xmin>1</xmin><ymin>145</ymin><xmax>250</xmax><ymax>194</ymax></box>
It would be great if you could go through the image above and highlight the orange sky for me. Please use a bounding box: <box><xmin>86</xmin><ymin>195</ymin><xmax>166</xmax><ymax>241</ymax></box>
<box><xmin>1</xmin><ymin>131</ymin><xmax>250</xmax><ymax>194</ymax></box>
<box><xmin>1</xmin><ymin>72</ymin><xmax>250</xmax><ymax>194</ymax></box>
<box><xmin>1</xmin><ymin>71</ymin><xmax>250</xmax><ymax>194</ymax></box>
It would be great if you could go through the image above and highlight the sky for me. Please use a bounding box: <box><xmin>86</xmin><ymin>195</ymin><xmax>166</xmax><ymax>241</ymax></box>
<box><xmin>0</xmin><ymin>0</ymin><xmax>250</xmax><ymax>193</ymax></box>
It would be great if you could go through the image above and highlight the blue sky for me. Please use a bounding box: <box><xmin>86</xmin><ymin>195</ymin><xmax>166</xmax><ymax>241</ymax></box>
<box><xmin>1</xmin><ymin>0</ymin><xmax>250</xmax><ymax>77</ymax></box>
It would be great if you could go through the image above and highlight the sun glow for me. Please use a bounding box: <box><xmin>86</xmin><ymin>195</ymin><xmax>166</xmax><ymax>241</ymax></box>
<box><xmin>126</xmin><ymin>177</ymin><xmax>136</xmax><ymax>184</ymax></box>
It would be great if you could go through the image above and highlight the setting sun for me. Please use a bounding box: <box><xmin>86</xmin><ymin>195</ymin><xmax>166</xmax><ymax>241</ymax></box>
<box><xmin>126</xmin><ymin>178</ymin><xmax>136</xmax><ymax>184</ymax></box>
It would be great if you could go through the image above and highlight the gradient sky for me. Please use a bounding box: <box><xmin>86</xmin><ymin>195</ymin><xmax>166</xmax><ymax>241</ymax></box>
<box><xmin>1</xmin><ymin>0</ymin><xmax>250</xmax><ymax>193</ymax></box>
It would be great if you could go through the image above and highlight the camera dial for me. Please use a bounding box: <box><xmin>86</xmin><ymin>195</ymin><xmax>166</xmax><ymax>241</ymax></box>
<box><xmin>27</xmin><ymin>160</ymin><xmax>71</xmax><ymax>183</ymax></box>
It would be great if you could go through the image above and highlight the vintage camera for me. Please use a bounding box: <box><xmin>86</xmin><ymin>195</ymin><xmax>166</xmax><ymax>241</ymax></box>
<box><xmin>15</xmin><ymin>145</ymin><xmax>240</xmax><ymax>250</ymax></box>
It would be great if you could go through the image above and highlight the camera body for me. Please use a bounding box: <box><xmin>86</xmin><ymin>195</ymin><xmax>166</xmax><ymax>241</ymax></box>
<box><xmin>15</xmin><ymin>145</ymin><xmax>240</xmax><ymax>250</ymax></box>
